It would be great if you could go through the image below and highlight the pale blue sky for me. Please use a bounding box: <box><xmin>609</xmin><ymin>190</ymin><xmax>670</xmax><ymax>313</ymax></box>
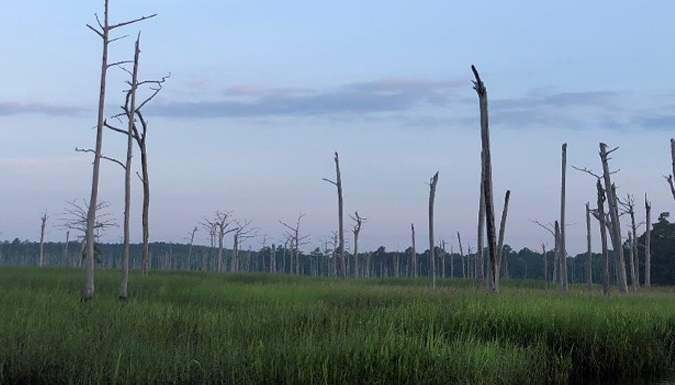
<box><xmin>2</xmin><ymin>1</ymin><xmax>675</xmax><ymax>255</ymax></box>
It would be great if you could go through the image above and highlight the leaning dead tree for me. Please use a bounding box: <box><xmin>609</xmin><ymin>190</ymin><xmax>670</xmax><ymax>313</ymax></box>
<box><xmin>428</xmin><ymin>171</ymin><xmax>439</xmax><ymax>289</ymax></box>
<box><xmin>323</xmin><ymin>152</ymin><xmax>345</xmax><ymax>277</ymax></box>
<box><xmin>39</xmin><ymin>210</ymin><xmax>48</xmax><ymax>267</ymax></box>
<box><xmin>493</xmin><ymin>190</ymin><xmax>511</xmax><ymax>291</ymax></box>
<box><xmin>666</xmin><ymin>138</ymin><xmax>675</xmax><ymax>200</ymax></box>
<box><xmin>456</xmin><ymin>232</ymin><xmax>465</xmax><ymax>278</ymax></box>
<box><xmin>472</xmin><ymin>66</ymin><xmax>498</xmax><ymax>292</ymax></box>
<box><xmin>82</xmin><ymin>0</ymin><xmax>155</xmax><ymax>300</ymax></box>
<box><xmin>350</xmin><ymin>211</ymin><xmax>367</xmax><ymax>277</ymax></box>
<box><xmin>186</xmin><ymin>226</ymin><xmax>198</xmax><ymax>270</ymax></box>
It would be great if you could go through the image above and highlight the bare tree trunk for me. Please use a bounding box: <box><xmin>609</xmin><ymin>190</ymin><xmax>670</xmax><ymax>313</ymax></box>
<box><xmin>554</xmin><ymin>221</ymin><xmax>563</xmax><ymax>290</ymax></box>
<box><xmin>457</xmin><ymin>232</ymin><xmax>465</xmax><ymax>278</ymax></box>
<box><xmin>645</xmin><ymin>195</ymin><xmax>651</xmax><ymax>287</ymax></box>
<box><xmin>187</xmin><ymin>226</ymin><xmax>197</xmax><ymax>270</ymax></box>
<box><xmin>476</xmin><ymin>165</ymin><xmax>486</xmax><ymax>287</ymax></box>
<box><xmin>600</xmin><ymin>143</ymin><xmax>628</xmax><ymax>293</ymax></box>
<box><xmin>351</xmin><ymin>211</ymin><xmax>366</xmax><ymax>277</ymax></box>
<box><xmin>597</xmin><ymin>181</ymin><xmax>610</xmax><ymax>296</ymax></box>
<box><xmin>668</xmin><ymin>138</ymin><xmax>675</xmax><ymax>200</ymax></box>
<box><xmin>541</xmin><ymin>243</ymin><xmax>548</xmax><ymax>285</ymax></box>
<box><xmin>494</xmin><ymin>190</ymin><xmax>511</xmax><ymax>291</ymax></box>
<box><xmin>411</xmin><ymin>223</ymin><xmax>417</xmax><ymax>278</ymax></box>
<box><xmin>271</xmin><ymin>244</ymin><xmax>276</xmax><ymax>273</ymax></box>
<box><xmin>472</xmin><ymin>66</ymin><xmax>495</xmax><ymax>291</ymax></box>
<box><xmin>39</xmin><ymin>211</ymin><xmax>47</xmax><ymax>267</ymax></box>
<box><xmin>586</xmin><ymin>202</ymin><xmax>593</xmax><ymax>289</ymax></box>
<box><xmin>119</xmin><ymin>36</ymin><xmax>140</xmax><ymax>300</ymax></box>
<box><xmin>428</xmin><ymin>172</ymin><xmax>438</xmax><ymax>289</ymax></box>
<box><xmin>323</xmin><ymin>152</ymin><xmax>345</xmax><ymax>277</ymax></box>
<box><xmin>83</xmin><ymin>0</ymin><xmax>155</xmax><ymax>301</ymax></box>
<box><xmin>560</xmin><ymin>143</ymin><xmax>568</xmax><ymax>291</ymax></box>
<box><xmin>63</xmin><ymin>231</ymin><xmax>70</xmax><ymax>266</ymax></box>
<box><xmin>627</xmin><ymin>231</ymin><xmax>635</xmax><ymax>290</ymax></box>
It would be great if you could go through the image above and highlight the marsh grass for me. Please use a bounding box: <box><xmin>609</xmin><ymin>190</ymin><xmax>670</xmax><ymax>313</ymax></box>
<box><xmin>0</xmin><ymin>266</ymin><xmax>674</xmax><ymax>384</ymax></box>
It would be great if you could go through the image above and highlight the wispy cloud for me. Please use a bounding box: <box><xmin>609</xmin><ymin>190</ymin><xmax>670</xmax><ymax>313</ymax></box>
<box><xmin>0</xmin><ymin>102</ymin><xmax>87</xmax><ymax>117</ymax></box>
<box><xmin>149</xmin><ymin>78</ymin><xmax>463</xmax><ymax>118</ymax></box>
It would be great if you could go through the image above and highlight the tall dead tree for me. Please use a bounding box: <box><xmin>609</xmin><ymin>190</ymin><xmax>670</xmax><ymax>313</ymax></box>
<box><xmin>350</xmin><ymin>211</ymin><xmax>366</xmax><ymax>278</ymax></box>
<box><xmin>323</xmin><ymin>152</ymin><xmax>345</xmax><ymax>277</ymax></box>
<box><xmin>82</xmin><ymin>0</ymin><xmax>155</xmax><ymax>300</ymax></box>
<box><xmin>645</xmin><ymin>195</ymin><xmax>652</xmax><ymax>287</ymax></box>
<box><xmin>39</xmin><ymin>210</ymin><xmax>48</xmax><ymax>267</ymax></box>
<box><xmin>532</xmin><ymin>219</ymin><xmax>560</xmax><ymax>289</ymax></box>
<box><xmin>428</xmin><ymin>171</ymin><xmax>439</xmax><ymax>289</ymax></box>
<box><xmin>554</xmin><ymin>221</ymin><xmax>563</xmax><ymax>290</ymax></box>
<box><xmin>472</xmin><ymin>66</ymin><xmax>497</xmax><ymax>292</ymax></box>
<box><xmin>585</xmin><ymin>202</ymin><xmax>593</xmax><ymax>289</ymax></box>
<box><xmin>599</xmin><ymin>143</ymin><xmax>628</xmax><ymax>293</ymax></box>
<box><xmin>559</xmin><ymin>143</ymin><xmax>568</xmax><ymax>291</ymax></box>
<box><xmin>667</xmin><ymin>138</ymin><xmax>675</xmax><ymax>200</ymax></box>
<box><xmin>60</xmin><ymin>199</ymin><xmax>116</xmax><ymax>269</ymax></box>
<box><xmin>596</xmin><ymin>181</ymin><xmax>610</xmax><ymax>295</ymax></box>
<box><xmin>541</xmin><ymin>243</ymin><xmax>548</xmax><ymax>285</ymax></box>
<box><xmin>202</xmin><ymin>210</ymin><xmax>234</xmax><ymax>272</ymax></box>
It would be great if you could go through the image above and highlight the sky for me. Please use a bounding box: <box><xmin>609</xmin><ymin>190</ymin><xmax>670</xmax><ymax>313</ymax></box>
<box><xmin>2</xmin><ymin>1</ymin><xmax>675</xmax><ymax>256</ymax></box>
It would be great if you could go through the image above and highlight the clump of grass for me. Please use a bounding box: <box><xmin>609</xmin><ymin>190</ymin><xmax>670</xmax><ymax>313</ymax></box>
<box><xmin>0</xmin><ymin>266</ymin><xmax>674</xmax><ymax>384</ymax></box>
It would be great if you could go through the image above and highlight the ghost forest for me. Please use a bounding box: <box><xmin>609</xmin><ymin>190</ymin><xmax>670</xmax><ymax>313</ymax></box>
<box><xmin>5</xmin><ymin>1</ymin><xmax>675</xmax><ymax>385</ymax></box>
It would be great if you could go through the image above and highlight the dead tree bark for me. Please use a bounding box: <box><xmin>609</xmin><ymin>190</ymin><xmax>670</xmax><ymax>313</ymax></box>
<box><xmin>457</xmin><ymin>232</ymin><xmax>465</xmax><ymax>278</ymax></box>
<box><xmin>596</xmin><ymin>180</ymin><xmax>610</xmax><ymax>296</ymax></box>
<box><xmin>428</xmin><ymin>171</ymin><xmax>439</xmax><ymax>289</ymax></box>
<box><xmin>494</xmin><ymin>190</ymin><xmax>511</xmax><ymax>291</ymax></box>
<box><xmin>560</xmin><ymin>143</ymin><xmax>568</xmax><ymax>291</ymax></box>
<box><xmin>554</xmin><ymin>221</ymin><xmax>563</xmax><ymax>290</ymax></box>
<box><xmin>599</xmin><ymin>143</ymin><xmax>628</xmax><ymax>293</ymax></box>
<box><xmin>645</xmin><ymin>195</ymin><xmax>652</xmax><ymax>287</ymax></box>
<box><xmin>271</xmin><ymin>244</ymin><xmax>277</xmax><ymax>273</ymax></box>
<box><xmin>541</xmin><ymin>243</ymin><xmax>548</xmax><ymax>285</ymax></box>
<box><xmin>323</xmin><ymin>152</ymin><xmax>345</xmax><ymax>277</ymax></box>
<box><xmin>472</xmin><ymin>66</ymin><xmax>496</xmax><ymax>291</ymax></box>
<box><xmin>187</xmin><ymin>226</ymin><xmax>198</xmax><ymax>270</ymax></box>
<box><xmin>350</xmin><ymin>211</ymin><xmax>366</xmax><ymax>277</ymax></box>
<box><xmin>411</xmin><ymin>223</ymin><xmax>417</xmax><ymax>278</ymax></box>
<box><xmin>82</xmin><ymin>0</ymin><xmax>155</xmax><ymax>301</ymax></box>
<box><xmin>280</xmin><ymin>213</ymin><xmax>309</xmax><ymax>275</ymax></box>
<box><xmin>63</xmin><ymin>231</ymin><xmax>70</xmax><ymax>265</ymax></box>
<box><xmin>619</xmin><ymin>194</ymin><xmax>640</xmax><ymax>290</ymax></box>
<box><xmin>586</xmin><ymin>202</ymin><xmax>593</xmax><ymax>289</ymax></box>
<box><xmin>39</xmin><ymin>210</ymin><xmax>48</xmax><ymax>267</ymax></box>
<box><xmin>476</xmin><ymin>159</ymin><xmax>486</xmax><ymax>287</ymax></box>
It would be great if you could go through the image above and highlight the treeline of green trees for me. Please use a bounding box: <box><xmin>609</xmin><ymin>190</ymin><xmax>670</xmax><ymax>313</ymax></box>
<box><xmin>2</xmin><ymin>213</ymin><xmax>674</xmax><ymax>285</ymax></box>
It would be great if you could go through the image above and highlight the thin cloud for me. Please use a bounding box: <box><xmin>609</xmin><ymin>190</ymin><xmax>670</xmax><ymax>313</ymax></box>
<box><xmin>0</xmin><ymin>102</ymin><xmax>87</xmax><ymax>117</ymax></box>
<box><xmin>150</xmin><ymin>78</ymin><xmax>463</xmax><ymax>118</ymax></box>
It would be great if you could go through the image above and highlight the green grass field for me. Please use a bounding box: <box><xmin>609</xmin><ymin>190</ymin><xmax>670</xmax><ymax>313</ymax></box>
<box><xmin>1</xmin><ymin>266</ymin><xmax>675</xmax><ymax>384</ymax></box>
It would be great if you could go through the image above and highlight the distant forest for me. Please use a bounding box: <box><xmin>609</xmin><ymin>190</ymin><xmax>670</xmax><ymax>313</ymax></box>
<box><xmin>2</xmin><ymin>211</ymin><xmax>674</xmax><ymax>285</ymax></box>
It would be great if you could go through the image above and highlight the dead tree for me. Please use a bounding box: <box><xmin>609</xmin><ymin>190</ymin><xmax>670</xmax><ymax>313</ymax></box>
<box><xmin>554</xmin><ymin>221</ymin><xmax>563</xmax><ymax>290</ymax></box>
<box><xmin>585</xmin><ymin>203</ymin><xmax>593</xmax><ymax>289</ymax></box>
<box><xmin>532</xmin><ymin>219</ymin><xmax>560</xmax><ymax>289</ymax></box>
<box><xmin>410</xmin><ymin>223</ymin><xmax>417</xmax><ymax>278</ymax></box>
<box><xmin>541</xmin><ymin>243</ymin><xmax>548</xmax><ymax>285</ymax></box>
<box><xmin>39</xmin><ymin>210</ymin><xmax>48</xmax><ymax>267</ymax></box>
<box><xmin>82</xmin><ymin>0</ymin><xmax>155</xmax><ymax>301</ymax></box>
<box><xmin>457</xmin><ymin>232</ymin><xmax>465</xmax><ymax>278</ymax></box>
<box><xmin>60</xmin><ymin>199</ymin><xmax>116</xmax><ymax>268</ymax></box>
<box><xmin>619</xmin><ymin>194</ymin><xmax>640</xmax><ymax>290</ymax></box>
<box><xmin>593</xmin><ymin>181</ymin><xmax>610</xmax><ymax>295</ymax></box>
<box><xmin>493</xmin><ymin>190</ymin><xmax>511</xmax><ymax>290</ymax></box>
<box><xmin>202</xmin><ymin>210</ymin><xmax>235</xmax><ymax>272</ymax></box>
<box><xmin>232</xmin><ymin>219</ymin><xmax>258</xmax><ymax>272</ymax></box>
<box><xmin>280</xmin><ymin>213</ymin><xmax>310</xmax><ymax>275</ymax></box>
<box><xmin>559</xmin><ymin>143</ymin><xmax>568</xmax><ymax>291</ymax></box>
<box><xmin>599</xmin><ymin>143</ymin><xmax>628</xmax><ymax>293</ymax></box>
<box><xmin>667</xmin><ymin>138</ymin><xmax>675</xmax><ymax>200</ymax></box>
<box><xmin>428</xmin><ymin>171</ymin><xmax>439</xmax><ymax>288</ymax></box>
<box><xmin>323</xmin><ymin>152</ymin><xmax>345</xmax><ymax>277</ymax></box>
<box><xmin>350</xmin><ymin>211</ymin><xmax>367</xmax><ymax>277</ymax></box>
<box><xmin>645</xmin><ymin>195</ymin><xmax>652</xmax><ymax>287</ymax></box>
<box><xmin>476</xmin><ymin>159</ymin><xmax>486</xmax><ymax>287</ymax></box>
<box><xmin>472</xmin><ymin>66</ymin><xmax>496</xmax><ymax>291</ymax></box>
<box><xmin>186</xmin><ymin>226</ymin><xmax>198</xmax><ymax>270</ymax></box>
